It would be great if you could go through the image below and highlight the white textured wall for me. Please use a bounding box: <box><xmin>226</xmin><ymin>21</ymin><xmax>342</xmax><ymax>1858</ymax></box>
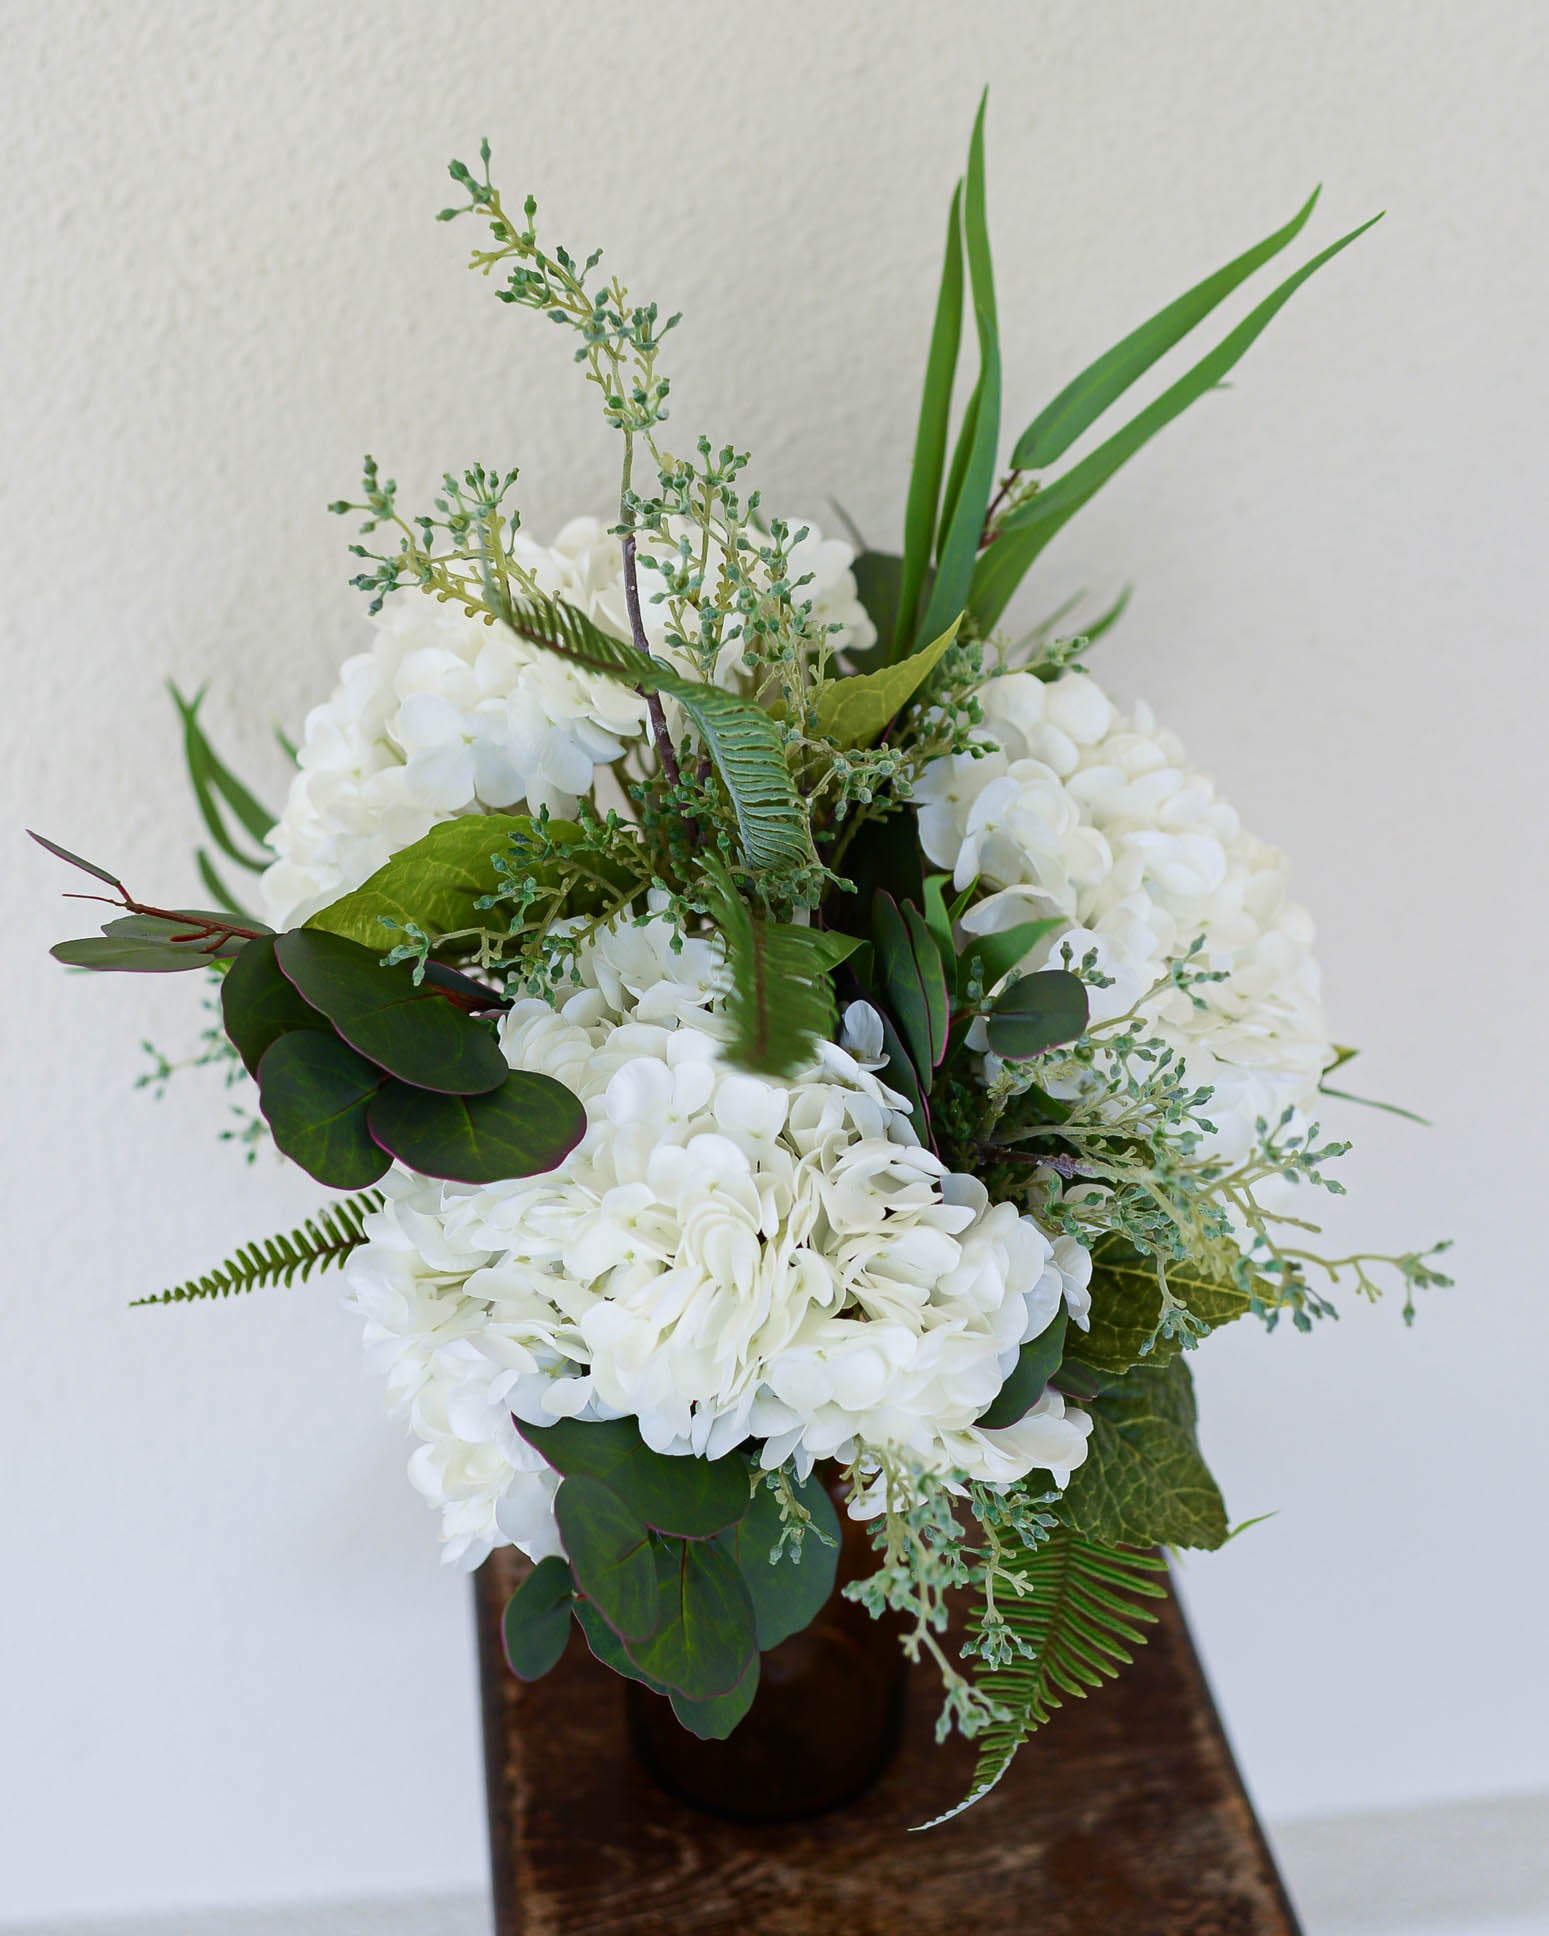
<box><xmin>3</xmin><ymin>0</ymin><xmax>1546</xmax><ymax>1924</ymax></box>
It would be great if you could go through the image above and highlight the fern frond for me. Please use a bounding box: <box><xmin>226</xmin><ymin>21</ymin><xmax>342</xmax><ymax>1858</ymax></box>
<box><xmin>918</xmin><ymin>1528</ymin><xmax>1167</xmax><ymax>1828</ymax></box>
<box><xmin>497</xmin><ymin>592</ymin><xmax>815</xmax><ymax>876</ymax></box>
<box><xmin>701</xmin><ymin>855</ymin><xmax>857</xmax><ymax>1075</ymax></box>
<box><xmin>133</xmin><ymin>1191</ymin><xmax>385</xmax><ymax>1306</ymax></box>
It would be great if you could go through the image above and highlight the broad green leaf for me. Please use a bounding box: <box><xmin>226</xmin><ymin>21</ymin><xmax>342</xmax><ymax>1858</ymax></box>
<box><xmin>496</xmin><ymin>593</ymin><xmax>813</xmax><ymax>875</ymax></box>
<box><xmin>27</xmin><ymin>829</ymin><xmax>121</xmax><ymax>886</ymax></box>
<box><xmin>365</xmin><ymin>1071</ymin><xmax>585</xmax><ymax>1183</ymax></box>
<box><xmin>1061</xmin><ymin>1358</ymin><xmax>1228</xmax><ymax>1550</ymax></box>
<box><xmin>306</xmin><ymin>813</ymin><xmax>607</xmax><ymax>956</ymax></box>
<box><xmin>1080</xmin><ymin>1238</ymin><xmax>1254</xmax><ymax>1375</ymax></box>
<box><xmin>918</xmin><ymin>94</ymin><xmax>1001</xmax><ymax>651</ymax></box>
<box><xmin>1011</xmin><ymin>189</ymin><xmax>1323</xmax><ymax>470</ymax></box>
<box><xmin>274</xmin><ymin>929</ymin><xmax>507</xmax><ymax>1094</ymax></box>
<box><xmin>555</xmin><ymin>1476</ymin><xmax>659</xmax><ymax>1641</ymax></box>
<box><xmin>574</xmin><ymin>1597</ymin><xmax>668</xmax><ymax>1691</ymax></box>
<box><xmin>977</xmin><ymin>1309</ymin><xmax>1068</xmax><ymax>1429</ymax></box>
<box><xmin>845</xmin><ymin>550</ymin><xmax>904</xmax><ymax>673</ymax></box>
<box><xmin>718</xmin><ymin>1475</ymin><xmax>840</xmax><ymax>1652</ymax></box>
<box><xmin>958</xmin><ymin>917</ymin><xmax>1066</xmax><ymax>997</ymax></box>
<box><xmin>872</xmin><ymin>892</ymin><xmax>949</xmax><ymax>1082</ymax></box>
<box><xmin>256</xmin><ymin>1031</ymin><xmax>389</xmax><ymax>1189</ymax></box>
<box><xmin>875</xmin><ymin>1003</ymin><xmax>931</xmax><ymax>1147</ymax></box>
<box><xmin>625</xmin><ymin>1537</ymin><xmax>759</xmax><ymax>1701</ymax></box>
<box><xmin>813</xmin><ymin>618</ymin><xmax>960</xmax><ymax>750</ymax></box>
<box><xmin>500</xmin><ymin>1555</ymin><xmax>575</xmax><ymax>1682</ymax></box>
<box><xmin>921</xmin><ymin>874</ymin><xmax>957</xmax><ymax>978</ymax></box>
<box><xmin>895</xmin><ymin>181</ymin><xmax>965</xmax><ymax>660</ymax></box>
<box><xmin>670</xmin><ymin>1657</ymin><xmax>760</xmax><ymax>1740</ymax></box>
<box><xmin>221</xmin><ymin>933</ymin><xmax>331</xmax><ymax>1075</ymax></box>
<box><xmin>104</xmin><ymin>911</ymin><xmax>265</xmax><ymax>952</ymax></box>
<box><xmin>51</xmin><ymin>936</ymin><xmax>216</xmax><ymax>973</ymax></box>
<box><xmin>517</xmin><ymin>1415</ymin><xmax>752</xmax><ymax>1539</ymax></box>
<box><xmin>169</xmin><ymin>682</ymin><xmax>275</xmax><ymax>872</ymax></box>
<box><xmin>984</xmin><ymin>969</ymin><xmax>1088</xmax><ymax>1059</ymax></box>
<box><xmin>703</xmin><ymin>855</ymin><xmax>856</xmax><ymax>1078</ymax></box>
<box><xmin>970</xmin><ymin>211</ymin><xmax>1383</xmax><ymax>631</ymax></box>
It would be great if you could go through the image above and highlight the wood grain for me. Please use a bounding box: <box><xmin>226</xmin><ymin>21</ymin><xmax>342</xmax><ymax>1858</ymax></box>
<box><xmin>475</xmin><ymin>1550</ymin><xmax>1300</xmax><ymax>1935</ymax></box>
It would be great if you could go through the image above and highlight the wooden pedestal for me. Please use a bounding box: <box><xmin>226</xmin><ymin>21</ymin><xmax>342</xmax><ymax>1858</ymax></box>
<box><xmin>474</xmin><ymin>1549</ymin><xmax>1300</xmax><ymax>1935</ymax></box>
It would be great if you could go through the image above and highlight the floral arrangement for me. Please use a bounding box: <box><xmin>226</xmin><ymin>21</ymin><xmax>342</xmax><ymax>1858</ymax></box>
<box><xmin>37</xmin><ymin>102</ymin><xmax>1447</xmax><ymax>1822</ymax></box>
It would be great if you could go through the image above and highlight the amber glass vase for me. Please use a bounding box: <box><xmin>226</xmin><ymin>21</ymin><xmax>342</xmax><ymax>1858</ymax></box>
<box><xmin>626</xmin><ymin>1469</ymin><xmax>908</xmax><ymax>1821</ymax></box>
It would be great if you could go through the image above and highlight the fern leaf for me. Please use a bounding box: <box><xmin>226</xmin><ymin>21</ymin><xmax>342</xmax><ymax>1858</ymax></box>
<box><xmin>133</xmin><ymin>1191</ymin><xmax>384</xmax><ymax>1306</ymax></box>
<box><xmin>918</xmin><ymin>1528</ymin><xmax>1167</xmax><ymax>1829</ymax></box>
<box><xmin>496</xmin><ymin>592</ymin><xmax>814</xmax><ymax>875</ymax></box>
<box><xmin>702</xmin><ymin>857</ymin><xmax>859</xmax><ymax>1075</ymax></box>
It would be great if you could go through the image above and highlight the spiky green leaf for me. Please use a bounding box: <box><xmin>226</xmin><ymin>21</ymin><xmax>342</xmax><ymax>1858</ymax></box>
<box><xmin>895</xmin><ymin>182</ymin><xmax>965</xmax><ymax>659</ymax></box>
<box><xmin>1060</xmin><ymin>1358</ymin><xmax>1229</xmax><ymax>1551</ymax></box>
<box><xmin>131</xmin><ymin>1192</ymin><xmax>384</xmax><ymax>1306</ymax></box>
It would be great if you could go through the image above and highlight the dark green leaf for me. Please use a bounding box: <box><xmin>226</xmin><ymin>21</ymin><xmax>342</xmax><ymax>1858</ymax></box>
<box><xmin>813</xmin><ymin>619</ymin><xmax>960</xmax><ymax>749</ymax></box>
<box><xmin>984</xmin><ymin>969</ymin><xmax>1088</xmax><ymax>1058</ymax></box>
<box><xmin>920</xmin><ymin>874</ymin><xmax>957</xmax><ymax>979</ymax></box>
<box><xmin>625</xmin><ymin>1537</ymin><xmax>759</xmax><ymax>1701</ymax></box>
<box><xmin>846</xmin><ymin>550</ymin><xmax>904</xmax><ymax>672</ymax></box>
<box><xmin>1079</xmin><ymin>1238</ymin><xmax>1254</xmax><ymax>1375</ymax></box>
<box><xmin>978</xmin><ymin>1309</ymin><xmax>1068</xmax><ymax>1429</ymax></box>
<box><xmin>274</xmin><ymin>929</ymin><xmax>507</xmax><ymax>1094</ymax></box>
<box><xmin>1061</xmin><ymin>1358</ymin><xmax>1228</xmax><ymax>1550</ymax></box>
<box><xmin>670</xmin><ymin>1657</ymin><xmax>760</xmax><ymax>1740</ymax></box>
<box><xmin>971</xmin><ymin>211</ymin><xmax>1383</xmax><ymax>631</ymax></box>
<box><xmin>872</xmin><ymin>893</ymin><xmax>949</xmax><ymax>1082</ymax></box>
<box><xmin>517</xmin><ymin>1414</ymin><xmax>752</xmax><ymax>1539</ymax></box>
<box><xmin>256</xmin><ymin>1031</ymin><xmax>389</xmax><ymax>1189</ymax></box>
<box><xmin>500</xmin><ymin>1555</ymin><xmax>575</xmax><ymax>1681</ymax></box>
<box><xmin>703</xmin><ymin>856</ymin><xmax>857</xmax><ymax>1078</ymax></box>
<box><xmin>27</xmin><ymin>829</ymin><xmax>121</xmax><ymax>886</ymax></box>
<box><xmin>221</xmin><ymin>933</ymin><xmax>331</xmax><ymax>1075</ymax></box>
<box><xmin>103</xmin><ymin>911</ymin><xmax>265</xmax><ymax>952</ymax></box>
<box><xmin>719</xmin><ymin>1475</ymin><xmax>840</xmax><ymax>1651</ymax></box>
<box><xmin>918</xmin><ymin>94</ymin><xmax>1001</xmax><ymax>651</ymax></box>
<box><xmin>895</xmin><ymin>181</ymin><xmax>964</xmax><ymax>660</ymax></box>
<box><xmin>51</xmin><ymin>936</ymin><xmax>213</xmax><ymax>974</ymax></box>
<box><xmin>366</xmin><ymin>1071</ymin><xmax>585</xmax><ymax>1184</ymax></box>
<box><xmin>573</xmin><ymin>1596</ymin><xmax>669</xmax><ymax>1691</ymax></box>
<box><xmin>958</xmin><ymin>918</ymin><xmax>1066</xmax><ymax>995</ymax></box>
<box><xmin>555</xmin><ymin>1476</ymin><xmax>659</xmax><ymax>1641</ymax></box>
<box><xmin>1011</xmin><ymin>189</ymin><xmax>1323</xmax><ymax>470</ymax></box>
<box><xmin>874</xmin><ymin>1003</ymin><xmax>931</xmax><ymax>1147</ymax></box>
<box><xmin>837</xmin><ymin>807</ymin><xmax>925</xmax><ymax>915</ymax></box>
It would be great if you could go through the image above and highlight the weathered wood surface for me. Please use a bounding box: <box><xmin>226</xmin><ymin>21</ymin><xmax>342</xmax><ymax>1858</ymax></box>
<box><xmin>475</xmin><ymin>1548</ymin><xmax>1300</xmax><ymax>1935</ymax></box>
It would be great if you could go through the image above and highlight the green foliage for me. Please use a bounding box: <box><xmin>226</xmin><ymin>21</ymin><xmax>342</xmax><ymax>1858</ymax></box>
<box><xmin>917</xmin><ymin>94</ymin><xmax>1000</xmax><ymax>655</ymax></box>
<box><xmin>365</xmin><ymin>1073</ymin><xmax>585</xmax><ymax>1185</ymax></box>
<box><xmin>977</xmin><ymin>1309</ymin><xmax>1068</xmax><ymax>1429</ymax></box>
<box><xmin>703</xmin><ymin>855</ymin><xmax>859</xmax><ymax>1077</ymax></box>
<box><xmin>256</xmin><ymin>1030</ymin><xmax>391</xmax><ymax>1189</ymax></box>
<box><xmin>872</xmin><ymin>892</ymin><xmax>950</xmax><ymax>1085</ymax></box>
<box><xmin>895</xmin><ymin>181</ymin><xmax>965</xmax><ymax>659</ymax></box>
<box><xmin>718</xmin><ymin>1471</ymin><xmax>840</xmax><ymax>1651</ymax></box>
<box><xmin>1080</xmin><ymin>1237</ymin><xmax>1255</xmax><ymax>1375</ymax></box>
<box><xmin>625</xmin><ymin>1537</ymin><xmax>759</xmax><ymax>1701</ymax></box>
<box><xmin>306</xmin><ymin>814</ymin><xmax>545</xmax><ymax>954</ymax></box>
<box><xmin>500</xmin><ymin>1556</ymin><xmax>575</xmax><ymax>1682</ymax></box>
<box><xmin>924</xmin><ymin>1530</ymin><xmax>1166</xmax><ymax>1827</ymax></box>
<box><xmin>131</xmin><ymin>1191</ymin><xmax>384</xmax><ymax>1306</ymax></box>
<box><xmin>169</xmin><ymin>683</ymin><xmax>275</xmax><ymax>920</ymax></box>
<box><xmin>813</xmin><ymin>618</ymin><xmax>960</xmax><ymax>747</ymax></box>
<box><xmin>1061</xmin><ymin>1358</ymin><xmax>1228</xmax><ymax>1551</ymax></box>
<box><xmin>34</xmin><ymin>831</ymin><xmax>270</xmax><ymax>973</ymax></box>
<box><xmin>555</xmin><ymin>1475</ymin><xmax>661</xmax><ymax>1641</ymax></box>
<box><xmin>983</xmin><ymin>968</ymin><xmax>1089</xmax><ymax>1059</ymax></box>
<box><xmin>273</xmin><ymin>930</ymin><xmax>508</xmax><ymax>1095</ymax></box>
<box><xmin>1010</xmin><ymin>189</ymin><xmax>1323</xmax><ymax>469</ymax></box>
<box><xmin>220</xmin><ymin>933</ymin><xmax>329</xmax><ymax>1076</ymax></box>
<box><xmin>517</xmin><ymin>1415</ymin><xmax>751</xmax><ymax>1539</ymax></box>
<box><xmin>669</xmin><ymin>1656</ymin><xmax>760</xmax><ymax>1741</ymax></box>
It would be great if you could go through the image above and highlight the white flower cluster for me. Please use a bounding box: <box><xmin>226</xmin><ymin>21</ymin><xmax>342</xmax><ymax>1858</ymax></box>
<box><xmin>260</xmin><ymin>516</ymin><xmax>873</xmax><ymax>929</ymax></box>
<box><xmin>344</xmin><ymin>912</ymin><xmax>1090</xmax><ymax>1568</ymax></box>
<box><xmin>912</xmin><ymin>668</ymin><xmax>1332</xmax><ymax>1161</ymax></box>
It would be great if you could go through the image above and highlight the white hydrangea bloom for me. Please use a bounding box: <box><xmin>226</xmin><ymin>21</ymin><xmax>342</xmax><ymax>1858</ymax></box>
<box><xmin>912</xmin><ymin>668</ymin><xmax>1331</xmax><ymax>1161</ymax></box>
<box><xmin>344</xmin><ymin>910</ymin><xmax>1089</xmax><ymax>1569</ymax></box>
<box><xmin>261</xmin><ymin>515</ymin><xmax>874</xmax><ymax>928</ymax></box>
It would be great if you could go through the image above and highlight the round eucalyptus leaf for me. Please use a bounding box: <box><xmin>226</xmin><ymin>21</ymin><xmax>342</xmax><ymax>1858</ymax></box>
<box><xmin>52</xmin><ymin>936</ymin><xmax>212</xmax><ymax>973</ymax></box>
<box><xmin>221</xmin><ymin>934</ymin><xmax>330</xmax><ymax>1076</ymax></box>
<box><xmin>256</xmin><ymin>1031</ymin><xmax>389</xmax><ymax>1189</ymax></box>
<box><xmin>274</xmin><ymin>928</ymin><xmax>507</xmax><ymax>1095</ymax></box>
<box><xmin>517</xmin><ymin>1415</ymin><xmax>752</xmax><ymax>1539</ymax></box>
<box><xmin>624</xmin><ymin>1536</ymin><xmax>758</xmax><ymax>1701</ymax></box>
<box><xmin>573</xmin><ymin>1597</ymin><xmax>668</xmax><ymax>1693</ymax></box>
<box><xmin>669</xmin><ymin>1655</ymin><xmax>760</xmax><ymax>1741</ymax></box>
<box><xmin>366</xmin><ymin>1072</ymin><xmax>585</xmax><ymax>1185</ymax></box>
<box><xmin>719</xmin><ymin>1474</ymin><xmax>840</xmax><ymax>1652</ymax></box>
<box><xmin>984</xmin><ymin>968</ymin><xmax>1089</xmax><ymax>1059</ymax></box>
<box><xmin>500</xmin><ymin>1555</ymin><xmax>575</xmax><ymax>1683</ymax></box>
<box><xmin>555</xmin><ymin>1476</ymin><xmax>659</xmax><ymax>1642</ymax></box>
